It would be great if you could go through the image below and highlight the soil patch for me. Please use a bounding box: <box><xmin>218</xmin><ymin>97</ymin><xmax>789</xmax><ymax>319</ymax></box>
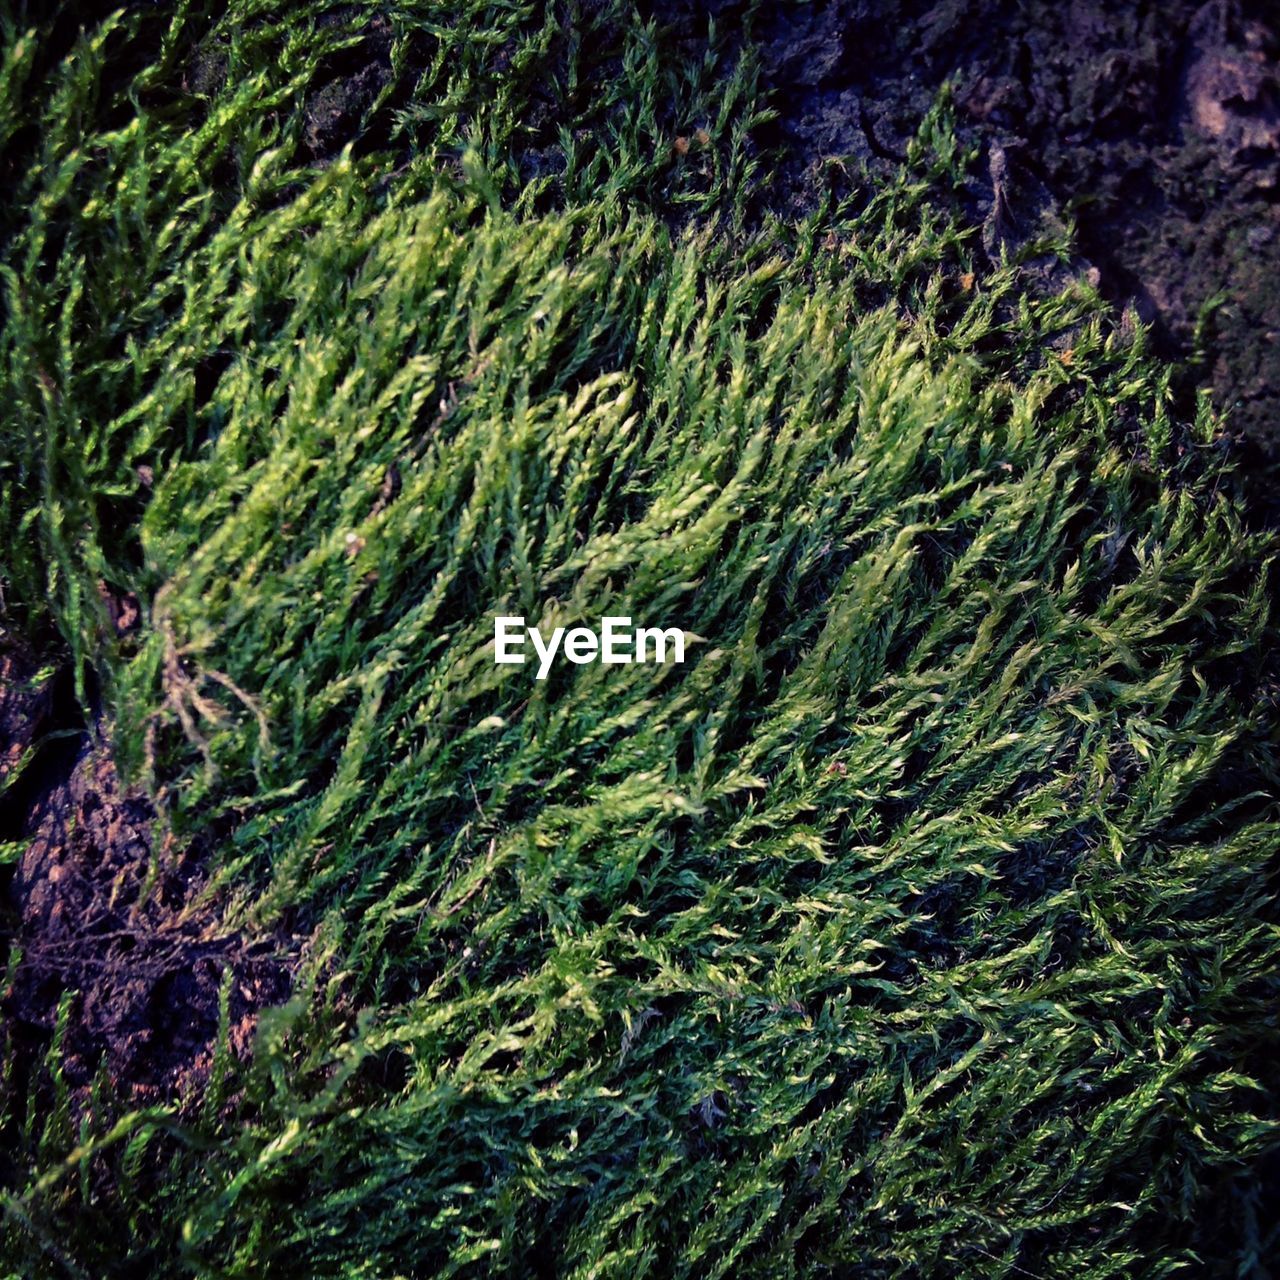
<box><xmin>1</xmin><ymin>633</ymin><xmax>290</xmax><ymax>1111</ymax></box>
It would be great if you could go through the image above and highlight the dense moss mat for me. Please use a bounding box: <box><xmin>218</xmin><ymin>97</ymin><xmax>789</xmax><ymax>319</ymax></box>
<box><xmin>2</xmin><ymin>4</ymin><xmax>1279</xmax><ymax>1277</ymax></box>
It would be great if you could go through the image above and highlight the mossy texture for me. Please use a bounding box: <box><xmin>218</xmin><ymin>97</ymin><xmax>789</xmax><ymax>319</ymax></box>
<box><xmin>1</xmin><ymin>4</ymin><xmax>1278</xmax><ymax>1277</ymax></box>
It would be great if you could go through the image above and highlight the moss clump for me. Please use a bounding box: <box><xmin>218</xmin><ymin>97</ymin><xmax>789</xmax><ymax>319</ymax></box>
<box><xmin>2</xmin><ymin>4</ymin><xmax>1278</xmax><ymax>1277</ymax></box>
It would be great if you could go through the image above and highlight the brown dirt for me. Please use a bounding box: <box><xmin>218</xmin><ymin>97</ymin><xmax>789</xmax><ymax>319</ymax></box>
<box><xmin>0</xmin><ymin>632</ymin><xmax>290</xmax><ymax>1111</ymax></box>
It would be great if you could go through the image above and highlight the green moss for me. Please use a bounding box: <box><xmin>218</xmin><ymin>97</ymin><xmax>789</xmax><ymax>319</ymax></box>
<box><xmin>2</xmin><ymin>4</ymin><xmax>1278</xmax><ymax>1278</ymax></box>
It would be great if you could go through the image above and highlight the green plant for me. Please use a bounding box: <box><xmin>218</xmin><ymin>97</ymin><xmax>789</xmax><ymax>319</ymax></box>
<box><xmin>1</xmin><ymin>4</ymin><xmax>1277</xmax><ymax>1277</ymax></box>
